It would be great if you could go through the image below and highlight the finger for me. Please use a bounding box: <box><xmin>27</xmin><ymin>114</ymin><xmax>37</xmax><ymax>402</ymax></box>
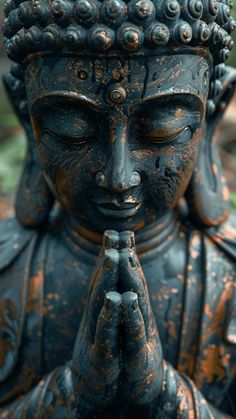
<box><xmin>122</xmin><ymin>291</ymin><xmax>147</xmax><ymax>358</ymax></box>
<box><xmin>89</xmin><ymin>249</ymin><xmax>119</xmax><ymax>338</ymax></box>
<box><xmin>120</xmin><ymin>231</ymin><xmax>149</xmax><ymax>297</ymax></box>
<box><xmin>91</xmin><ymin>229</ymin><xmax>120</xmax><ymax>277</ymax></box>
<box><xmin>119</xmin><ymin>249</ymin><xmax>148</xmax><ymax>335</ymax></box>
<box><xmin>89</xmin><ymin>230</ymin><xmax>120</xmax><ymax>295</ymax></box>
<box><xmin>103</xmin><ymin>230</ymin><xmax>120</xmax><ymax>250</ymax></box>
<box><xmin>119</xmin><ymin>230</ymin><xmax>135</xmax><ymax>250</ymax></box>
<box><xmin>94</xmin><ymin>291</ymin><xmax>122</xmax><ymax>359</ymax></box>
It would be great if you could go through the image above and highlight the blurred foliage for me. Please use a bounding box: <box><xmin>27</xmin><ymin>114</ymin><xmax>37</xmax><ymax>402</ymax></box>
<box><xmin>0</xmin><ymin>61</ymin><xmax>26</xmax><ymax>196</ymax></box>
<box><xmin>227</xmin><ymin>0</ymin><xmax>236</xmax><ymax>67</ymax></box>
<box><xmin>231</xmin><ymin>193</ymin><xmax>236</xmax><ymax>210</ymax></box>
<box><xmin>0</xmin><ymin>132</ymin><xmax>26</xmax><ymax>193</ymax></box>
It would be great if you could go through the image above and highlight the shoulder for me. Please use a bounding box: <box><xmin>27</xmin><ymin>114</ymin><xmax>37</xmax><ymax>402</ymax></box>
<box><xmin>0</xmin><ymin>216</ymin><xmax>37</xmax><ymax>271</ymax></box>
<box><xmin>204</xmin><ymin>212</ymin><xmax>236</xmax><ymax>261</ymax></box>
<box><xmin>0</xmin><ymin>218</ymin><xmax>41</xmax><ymax>387</ymax></box>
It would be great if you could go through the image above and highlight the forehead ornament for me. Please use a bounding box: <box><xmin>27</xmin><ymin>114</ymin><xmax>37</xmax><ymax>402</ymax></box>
<box><xmin>108</xmin><ymin>85</ymin><xmax>127</xmax><ymax>103</ymax></box>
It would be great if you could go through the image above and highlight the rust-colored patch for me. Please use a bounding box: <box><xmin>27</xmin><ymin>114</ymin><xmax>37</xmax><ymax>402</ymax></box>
<box><xmin>212</xmin><ymin>164</ymin><xmax>218</xmax><ymax>175</ymax></box>
<box><xmin>196</xmin><ymin>344</ymin><xmax>231</xmax><ymax>384</ymax></box>
<box><xmin>222</xmin><ymin>186</ymin><xmax>230</xmax><ymax>201</ymax></box>
<box><xmin>28</xmin><ymin>269</ymin><xmax>44</xmax><ymax>314</ymax></box>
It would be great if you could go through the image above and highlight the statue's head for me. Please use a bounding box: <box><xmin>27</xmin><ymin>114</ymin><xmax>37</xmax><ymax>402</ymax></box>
<box><xmin>3</xmin><ymin>0</ymin><xmax>236</xmax><ymax>233</ymax></box>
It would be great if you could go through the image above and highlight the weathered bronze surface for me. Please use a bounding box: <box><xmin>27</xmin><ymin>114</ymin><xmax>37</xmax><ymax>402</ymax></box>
<box><xmin>1</xmin><ymin>0</ymin><xmax>236</xmax><ymax>417</ymax></box>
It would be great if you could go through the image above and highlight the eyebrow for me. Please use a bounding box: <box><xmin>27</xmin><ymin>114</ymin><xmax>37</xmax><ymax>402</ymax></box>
<box><xmin>142</xmin><ymin>93</ymin><xmax>202</xmax><ymax>108</ymax></box>
<box><xmin>31</xmin><ymin>91</ymin><xmax>102</xmax><ymax>114</ymax></box>
<box><xmin>31</xmin><ymin>91</ymin><xmax>203</xmax><ymax>119</ymax></box>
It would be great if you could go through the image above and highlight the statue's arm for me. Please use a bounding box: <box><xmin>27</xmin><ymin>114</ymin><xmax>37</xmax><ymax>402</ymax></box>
<box><xmin>118</xmin><ymin>245</ymin><xmax>235</xmax><ymax>418</ymax></box>
<box><xmin>0</xmin><ymin>246</ymin><xmax>122</xmax><ymax>418</ymax></box>
<box><xmin>155</xmin><ymin>360</ymin><xmax>233</xmax><ymax>418</ymax></box>
<box><xmin>0</xmin><ymin>363</ymin><xmax>90</xmax><ymax>419</ymax></box>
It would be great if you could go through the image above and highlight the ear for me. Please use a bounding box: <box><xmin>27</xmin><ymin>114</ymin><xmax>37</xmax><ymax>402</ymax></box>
<box><xmin>3</xmin><ymin>65</ymin><xmax>54</xmax><ymax>228</ymax></box>
<box><xmin>185</xmin><ymin>66</ymin><xmax>236</xmax><ymax>228</ymax></box>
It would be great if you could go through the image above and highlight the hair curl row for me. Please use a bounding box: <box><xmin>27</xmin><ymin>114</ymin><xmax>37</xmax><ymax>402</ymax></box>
<box><xmin>3</xmin><ymin>0</ymin><xmax>236</xmax><ymax>114</ymax></box>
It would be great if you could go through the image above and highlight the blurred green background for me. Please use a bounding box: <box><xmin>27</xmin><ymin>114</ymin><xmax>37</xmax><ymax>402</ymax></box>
<box><xmin>0</xmin><ymin>0</ymin><xmax>235</xmax><ymax>217</ymax></box>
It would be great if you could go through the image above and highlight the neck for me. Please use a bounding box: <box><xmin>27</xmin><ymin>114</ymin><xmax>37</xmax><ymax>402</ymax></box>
<box><xmin>59</xmin><ymin>209</ymin><xmax>181</xmax><ymax>261</ymax></box>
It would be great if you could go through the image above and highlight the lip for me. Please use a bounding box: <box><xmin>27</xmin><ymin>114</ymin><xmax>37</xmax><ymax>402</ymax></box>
<box><xmin>96</xmin><ymin>202</ymin><xmax>141</xmax><ymax>218</ymax></box>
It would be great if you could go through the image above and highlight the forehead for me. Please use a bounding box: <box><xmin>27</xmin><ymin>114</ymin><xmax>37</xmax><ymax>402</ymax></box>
<box><xmin>25</xmin><ymin>53</ymin><xmax>209</xmax><ymax>113</ymax></box>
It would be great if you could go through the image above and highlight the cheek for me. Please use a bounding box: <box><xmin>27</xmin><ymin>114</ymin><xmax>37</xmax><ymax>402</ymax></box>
<box><xmin>38</xmin><ymin>142</ymin><xmax>104</xmax><ymax>204</ymax></box>
<box><xmin>139</xmin><ymin>132</ymin><xmax>200</xmax><ymax>207</ymax></box>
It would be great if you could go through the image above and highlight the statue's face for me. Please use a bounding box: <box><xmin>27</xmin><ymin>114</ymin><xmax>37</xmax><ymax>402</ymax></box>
<box><xmin>27</xmin><ymin>52</ymin><xmax>209</xmax><ymax>232</ymax></box>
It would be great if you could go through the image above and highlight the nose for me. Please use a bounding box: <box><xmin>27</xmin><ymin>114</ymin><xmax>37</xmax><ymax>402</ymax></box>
<box><xmin>95</xmin><ymin>117</ymin><xmax>141</xmax><ymax>193</ymax></box>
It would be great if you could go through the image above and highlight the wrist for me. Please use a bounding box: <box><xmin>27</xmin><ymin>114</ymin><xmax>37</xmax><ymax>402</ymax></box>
<box><xmin>155</xmin><ymin>361</ymin><xmax>195</xmax><ymax>418</ymax></box>
<box><xmin>67</xmin><ymin>361</ymin><xmax>94</xmax><ymax>417</ymax></box>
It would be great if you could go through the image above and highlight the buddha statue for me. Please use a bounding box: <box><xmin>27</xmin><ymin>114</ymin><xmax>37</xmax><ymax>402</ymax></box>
<box><xmin>1</xmin><ymin>0</ymin><xmax>236</xmax><ymax>416</ymax></box>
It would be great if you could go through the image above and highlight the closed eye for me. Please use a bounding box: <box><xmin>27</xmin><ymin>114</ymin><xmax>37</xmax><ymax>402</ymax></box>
<box><xmin>44</xmin><ymin>128</ymin><xmax>96</xmax><ymax>145</ymax></box>
<box><xmin>141</xmin><ymin>126</ymin><xmax>192</xmax><ymax>144</ymax></box>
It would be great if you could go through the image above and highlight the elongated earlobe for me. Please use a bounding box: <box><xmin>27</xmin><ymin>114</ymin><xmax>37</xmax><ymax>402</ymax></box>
<box><xmin>15</xmin><ymin>136</ymin><xmax>55</xmax><ymax>227</ymax></box>
<box><xmin>3</xmin><ymin>65</ymin><xmax>54</xmax><ymax>228</ymax></box>
<box><xmin>185</xmin><ymin>135</ymin><xmax>230</xmax><ymax>227</ymax></box>
<box><xmin>185</xmin><ymin>66</ymin><xmax>236</xmax><ymax>227</ymax></box>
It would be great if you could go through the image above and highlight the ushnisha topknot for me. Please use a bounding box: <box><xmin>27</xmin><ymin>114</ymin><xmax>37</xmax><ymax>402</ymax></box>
<box><xmin>2</xmin><ymin>0</ymin><xmax>236</xmax><ymax>115</ymax></box>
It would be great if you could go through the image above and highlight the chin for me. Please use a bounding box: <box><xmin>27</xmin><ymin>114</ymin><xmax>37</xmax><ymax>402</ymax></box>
<box><xmin>93</xmin><ymin>217</ymin><xmax>138</xmax><ymax>233</ymax></box>
<box><xmin>86</xmin><ymin>208</ymin><xmax>162</xmax><ymax>234</ymax></box>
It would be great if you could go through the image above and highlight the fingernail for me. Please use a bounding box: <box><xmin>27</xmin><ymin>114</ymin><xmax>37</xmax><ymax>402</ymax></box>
<box><xmin>119</xmin><ymin>231</ymin><xmax>135</xmax><ymax>250</ymax></box>
<box><xmin>122</xmin><ymin>291</ymin><xmax>138</xmax><ymax>311</ymax></box>
<box><xmin>103</xmin><ymin>230</ymin><xmax>120</xmax><ymax>250</ymax></box>
<box><xmin>105</xmin><ymin>291</ymin><xmax>122</xmax><ymax>309</ymax></box>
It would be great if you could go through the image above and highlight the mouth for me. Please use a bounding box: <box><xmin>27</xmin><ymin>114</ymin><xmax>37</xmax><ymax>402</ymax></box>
<box><xmin>95</xmin><ymin>201</ymin><xmax>141</xmax><ymax>219</ymax></box>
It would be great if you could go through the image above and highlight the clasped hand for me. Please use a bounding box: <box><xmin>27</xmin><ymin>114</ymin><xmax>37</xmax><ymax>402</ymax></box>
<box><xmin>71</xmin><ymin>230</ymin><xmax>163</xmax><ymax>410</ymax></box>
